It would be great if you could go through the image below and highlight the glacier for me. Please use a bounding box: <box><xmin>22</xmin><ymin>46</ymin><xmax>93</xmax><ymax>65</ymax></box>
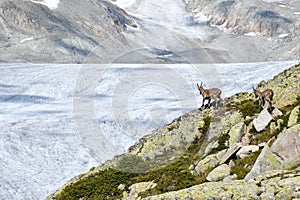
<box><xmin>0</xmin><ymin>62</ymin><xmax>298</xmax><ymax>199</ymax></box>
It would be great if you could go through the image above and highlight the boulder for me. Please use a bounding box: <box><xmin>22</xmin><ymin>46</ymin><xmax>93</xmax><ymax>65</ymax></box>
<box><xmin>271</xmin><ymin>108</ymin><xmax>283</xmax><ymax>118</ymax></box>
<box><xmin>220</xmin><ymin>143</ymin><xmax>242</xmax><ymax>164</ymax></box>
<box><xmin>206</xmin><ymin>164</ymin><xmax>231</xmax><ymax>182</ymax></box>
<box><xmin>245</xmin><ymin>124</ymin><xmax>300</xmax><ymax>181</ymax></box>
<box><xmin>253</xmin><ymin>109</ymin><xmax>274</xmax><ymax>132</ymax></box>
<box><xmin>228</xmin><ymin>122</ymin><xmax>246</xmax><ymax>147</ymax></box>
<box><xmin>144</xmin><ymin>168</ymin><xmax>300</xmax><ymax>199</ymax></box>
<box><xmin>236</xmin><ymin>145</ymin><xmax>260</xmax><ymax>159</ymax></box>
<box><xmin>194</xmin><ymin>149</ymin><xmax>227</xmax><ymax>175</ymax></box>
<box><xmin>221</xmin><ymin>111</ymin><xmax>244</xmax><ymax>134</ymax></box>
<box><xmin>287</xmin><ymin>106</ymin><xmax>300</xmax><ymax>128</ymax></box>
<box><xmin>123</xmin><ymin>181</ymin><xmax>157</xmax><ymax>200</ymax></box>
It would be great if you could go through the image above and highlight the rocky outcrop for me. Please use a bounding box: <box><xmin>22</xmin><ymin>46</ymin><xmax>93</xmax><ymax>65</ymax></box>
<box><xmin>228</xmin><ymin>122</ymin><xmax>245</xmax><ymax>146</ymax></box>
<box><xmin>206</xmin><ymin>164</ymin><xmax>231</xmax><ymax>182</ymax></box>
<box><xmin>184</xmin><ymin>0</ymin><xmax>300</xmax><ymax>37</ymax></box>
<box><xmin>288</xmin><ymin>106</ymin><xmax>300</xmax><ymax>127</ymax></box>
<box><xmin>145</xmin><ymin>168</ymin><xmax>300</xmax><ymax>199</ymax></box>
<box><xmin>128</xmin><ymin>109</ymin><xmax>212</xmax><ymax>162</ymax></box>
<box><xmin>0</xmin><ymin>0</ymin><xmax>140</xmax><ymax>63</ymax></box>
<box><xmin>253</xmin><ymin>109</ymin><xmax>274</xmax><ymax>132</ymax></box>
<box><xmin>122</xmin><ymin>181</ymin><xmax>157</xmax><ymax>200</ymax></box>
<box><xmin>236</xmin><ymin>145</ymin><xmax>260</xmax><ymax>159</ymax></box>
<box><xmin>245</xmin><ymin>124</ymin><xmax>300</xmax><ymax>181</ymax></box>
<box><xmin>193</xmin><ymin>149</ymin><xmax>227</xmax><ymax>175</ymax></box>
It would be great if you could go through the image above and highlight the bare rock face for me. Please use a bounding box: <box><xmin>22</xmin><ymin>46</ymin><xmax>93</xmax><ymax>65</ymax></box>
<box><xmin>236</xmin><ymin>145</ymin><xmax>260</xmax><ymax>159</ymax></box>
<box><xmin>253</xmin><ymin>109</ymin><xmax>274</xmax><ymax>132</ymax></box>
<box><xmin>0</xmin><ymin>0</ymin><xmax>138</xmax><ymax>63</ymax></box>
<box><xmin>194</xmin><ymin>149</ymin><xmax>227</xmax><ymax>175</ymax></box>
<box><xmin>185</xmin><ymin>0</ymin><xmax>300</xmax><ymax>37</ymax></box>
<box><xmin>228</xmin><ymin>122</ymin><xmax>246</xmax><ymax>147</ymax></box>
<box><xmin>184</xmin><ymin>0</ymin><xmax>300</xmax><ymax>60</ymax></box>
<box><xmin>206</xmin><ymin>164</ymin><xmax>231</xmax><ymax>182</ymax></box>
<box><xmin>271</xmin><ymin>107</ymin><xmax>283</xmax><ymax>118</ymax></box>
<box><xmin>288</xmin><ymin>106</ymin><xmax>300</xmax><ymax>128</ymax></box>
<box><xmin>245</xmin><ymin>124</ymin><xmax>300</xmax><ymax>181</ymax></box>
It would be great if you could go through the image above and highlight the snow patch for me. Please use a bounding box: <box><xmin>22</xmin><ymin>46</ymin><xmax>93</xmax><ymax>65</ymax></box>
<box><xmin>245</xmin><ymin>32</ymin><xmax>261</xmax><ymax>37</ymax></box>
<box><xmin>31</xmin><ymin>0</ymin><xmax>60</xmax><ymax>10</ymax></box>
<box><xmin>20</xmin><ymin>37</ymin><xmax>34</xmax><ymax>43</ymax></box>
<box><xmin>278</xmin><ymin>4</ymin><xmax>286</xmax><ymax>8</ymax></box>
<box><xmin>278</xmin><ymin>33</ymin><xmax>289</xmax><ymax>38</ymax></box>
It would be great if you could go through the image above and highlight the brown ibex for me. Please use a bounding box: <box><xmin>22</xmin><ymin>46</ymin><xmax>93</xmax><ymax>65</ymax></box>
<box><xmin>197</xmin><ymin>82</ymin><xmax>222</xmax><ymax>108</ymax></box>
<box><xmin>253</xmin><ymin>87</ymin><xmax>274</xmax><ymax>108</ymax></box>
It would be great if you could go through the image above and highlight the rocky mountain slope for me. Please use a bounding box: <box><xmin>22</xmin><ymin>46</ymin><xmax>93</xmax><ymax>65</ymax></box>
<box><xmin>184</xmin><ymin>0</ymin><xmax>300</xmax><ymax>60</ymax></box>
<box><xmin>0</xmin><ymin>0</ymin><xmax>140</xmax><ymax>63</ymax></box>
<box><xmin>0</xmin><ymin>0</ymin><xmax>299</xmax><ymax>63</ymax></box>
<box><xmin>47</xmin><ymin>63</ymin><xmax>300</xmax><ymax>199</ymax></box>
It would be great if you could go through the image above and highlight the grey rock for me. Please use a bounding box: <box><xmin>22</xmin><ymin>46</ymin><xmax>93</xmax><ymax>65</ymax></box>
<box><xmin>236</xmin><ymin>145</ymin><xmax>260</xmax><ymax>159</ymax></box>
<box><xmin>194</xmin><ymin>149</ymin><xmax>227</xmax><ymax>175</ymax></box>
<box><xmin>223</xmin><ymin>174</ymin><xmax>237</xmax><ymax>182</ymax></box>
<box><xmin>287</xmin><ymin>106</ymin><xmax>300</xmax><ymax>128</ymax></box>
<box><xmin>245</xmin><ymin>124</ymin><xmax>300</xmax><ymax>181</ymax></box>
<box><xmin>228</xmin><ymin>122</ymin><xmax>246</xmax><ymax>147</ymax></box>
<box><xmin>253</xmin><ymin>109</ymin><xmax>274</xmax><ymax>132</ymax></box>
<box><xmin>220</xmin><ymin>143</ymin><xmax>242</xmax><ymax>164</ymax></box>
<box><xmin>271</xmin><ymin>108</ymin><xmax>283</xmax><ymax>118</ymax></box>
<box><xmin>206</xmin><ymin>164</ymin><xmax>231</xmax><ymax>182</ymax></box>
<box><xmin>228</xmin><ymin>160</ymin><xmax>235</xmax><ymax>168</ymax></box>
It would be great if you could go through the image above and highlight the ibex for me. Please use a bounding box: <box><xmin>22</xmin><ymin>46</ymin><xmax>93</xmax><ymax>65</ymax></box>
<box><xmin>253</xmin><ymin>87</ymin><xmax>274</xmax><ymax>108</ymax></box>
<box><xmin>197</xmin><ymin>82</ymin><xmax>222</xmax><ymax>108</ymax></box>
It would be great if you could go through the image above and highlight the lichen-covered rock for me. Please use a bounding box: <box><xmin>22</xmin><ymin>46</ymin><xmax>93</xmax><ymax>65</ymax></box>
<box><xmin>129</xmin><ymin>109</ymin><xmax>212</xmax><ymax>161</ymax></box>
<box><xmin>220</xmin><ymin>143</ymin><xmax>242</xmax><ymax>164</ymax></box>
<box><xmin>144</xmin><ymin>169</ymin><xmax>300</xmax><ymax>200</ymax></box>
<box><xmin>221</xmin><ymin>111</ymin><xmax>244</xmax><ymax>135</ymax></box>
<box><xmin>288</xmin><ymin>105</ymin><xmax>300</xmax><ymax>128</ymax></box>
<box><xmin>123</xmin><ymin>181</ymin><xmax>157</xmax><ymax>200</ymax></box>
<box><xmin>253</xmin><ymin>109</ymin><xmax>274</xmax><ymax>132</ymax></box>
<box><xmin>206</xmin><ymin>164</ymin><xmax>231</xmax><ymax>182</ymax></box>
<box><xmin>228</xmin><ymin>122</ymin><xmax>246</xmax><ymax>147</ymax></box>
<box><xmin>258</xmin><ymin>64</ymin><xmax>300</xmax><ymax>108</ymax></box>
<box><xmin>236</xmin><ymin>145</ymin><xmax>260</xmax><ymax>159</ymax></box>
<box><xmin>194</xmin><ymin>149</ymin><xmax>227</xmax><ymax>175</ymax></box>
<box><xmin>245</xmin><ymin>124</ymin><xmax>300</xmax><ymax>181</ymax></box>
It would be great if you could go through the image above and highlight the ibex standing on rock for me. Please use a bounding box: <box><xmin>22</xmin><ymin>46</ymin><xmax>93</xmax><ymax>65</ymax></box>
<box><xmin>197</xmin><ymin>82</ymin><xmax>222</xmax><ymax>109</ymax></box>
<box><xmin>253</xmin><ymin>87</ymin><xmax>274</xmax><ymax>108</ymax></box>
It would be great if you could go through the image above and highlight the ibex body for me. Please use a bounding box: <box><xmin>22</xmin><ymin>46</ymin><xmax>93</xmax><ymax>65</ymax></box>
<box><xmin>253</xmin><ymin>87</ymin><xmax>274</xmax><ymax>108</ymax></box>
<box><xmin>197</xmin><ymin>82</ymin><xmax>222</xmax><ymax>108</ymax></box>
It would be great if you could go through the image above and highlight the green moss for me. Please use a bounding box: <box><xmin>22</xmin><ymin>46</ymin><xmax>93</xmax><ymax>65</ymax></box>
<box><xmin>115</xmin><ymin>155</ymin><xmax>149</xmax><ymax>173</ymax></box>
<box><xmin>230</xmin><ymin>150</ymin><xmax>262</xmax><ymax>179</ymax></box>
<box><xmin>237</xmin><ymin>99</ymin><xmax>261</xmax><ymax>118</ymax></box>
<box><xmin>56</xmin><ymin>169</ymin><xmax>132</xmax><ymax>200</ymax></box>
<box><xmin>55</xmin><ymin>116</ymin><xmax>212</xmax><ymax>200</ymax></box>
<box><xmin>208</xmin><ymin>133</ymin><xmax>229</xmax><ymax>156</ymax></box>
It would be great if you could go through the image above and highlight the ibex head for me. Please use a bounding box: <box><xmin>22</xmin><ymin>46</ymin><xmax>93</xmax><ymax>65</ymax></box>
<box><xmin>253</xmin><ymin>86</ymin><xmax>260</xmax><ymax>98</ymax></box>
<box><xmin>197</xmin><ymin>82</ymin><xmax>204</xmax><ymax>94</ymax></box>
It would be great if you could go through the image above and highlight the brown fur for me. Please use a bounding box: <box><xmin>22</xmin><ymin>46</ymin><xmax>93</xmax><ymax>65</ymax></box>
<box><xmin>253</xmin><ymin>87</ymin><xmax>274</xmax><ymax>108</ymax></box>
<box><xmin>197</xmin><ymin>82</ymin><xmax>222</xmax><ymax>108</ymax></box>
